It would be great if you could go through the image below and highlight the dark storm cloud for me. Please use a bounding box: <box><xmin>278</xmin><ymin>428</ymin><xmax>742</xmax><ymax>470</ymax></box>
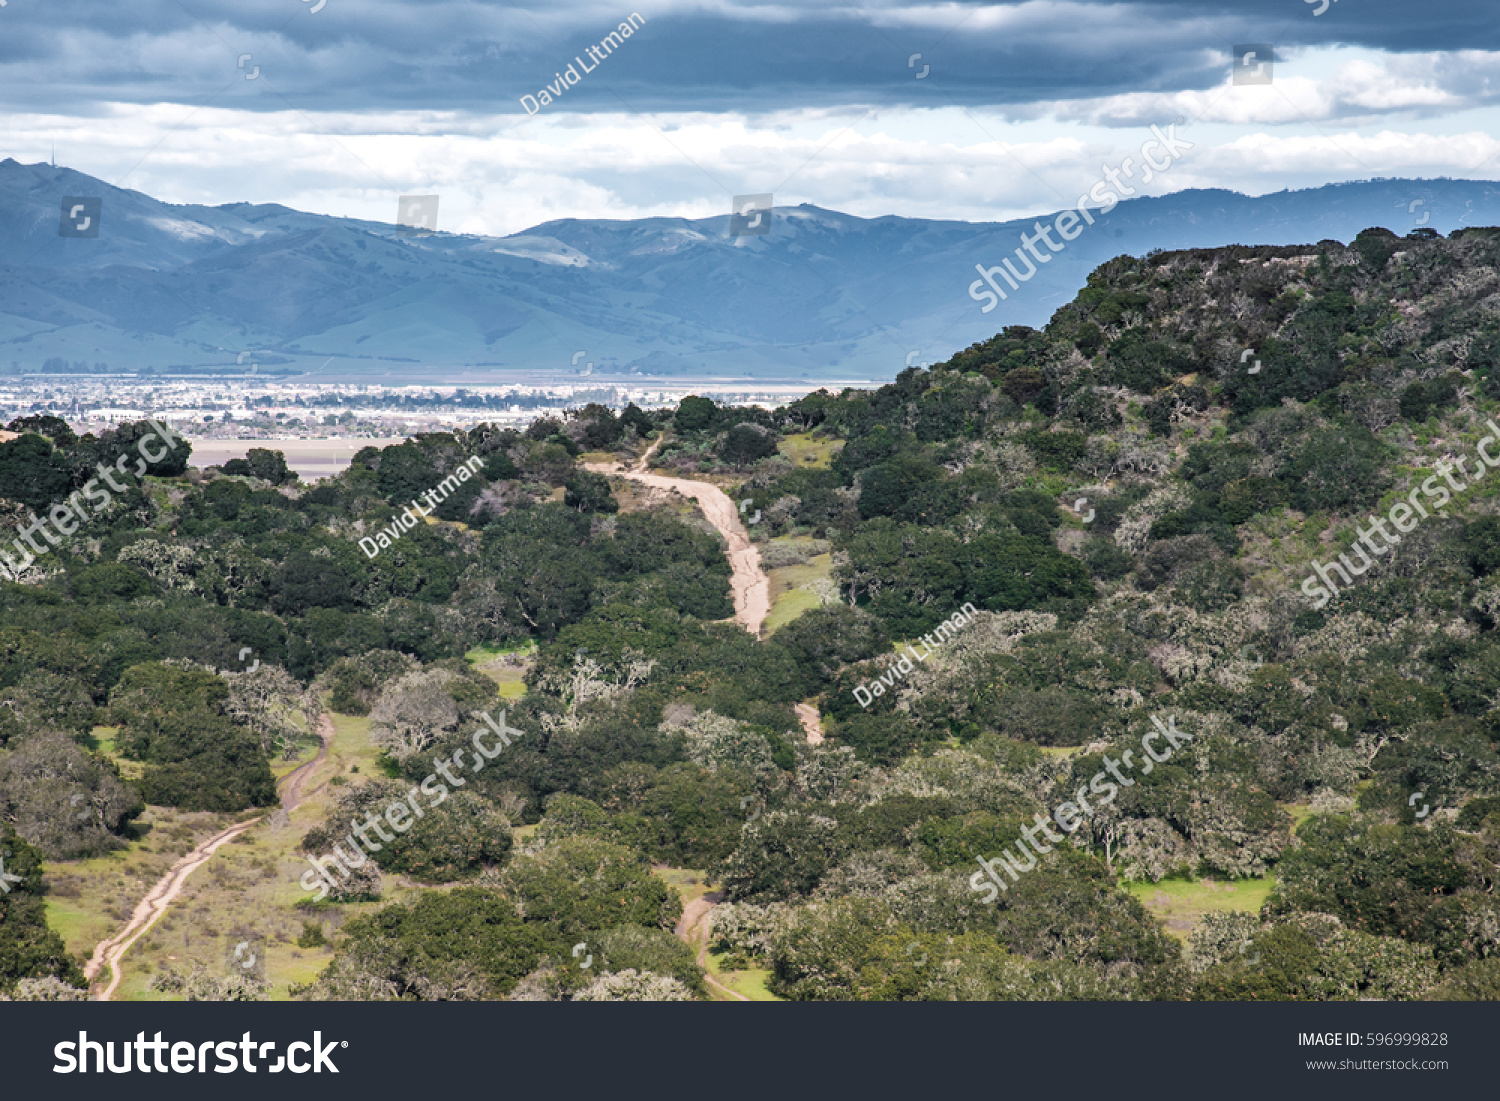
<box><xmin>0</xmin><ymin>0</ymin><xmax>1495</xmax><ymax>116</ymax></box>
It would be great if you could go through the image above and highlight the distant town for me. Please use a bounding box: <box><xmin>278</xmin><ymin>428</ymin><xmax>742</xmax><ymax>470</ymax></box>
<box><xmin>6</xmin><ymin>377</ymin><xmax>833</xmax><ymax>439</ymax></box>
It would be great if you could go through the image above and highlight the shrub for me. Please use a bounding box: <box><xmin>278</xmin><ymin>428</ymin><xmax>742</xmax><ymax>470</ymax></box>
<box><xmin>719</xmin><ymin>423</ymin><xmax>779</xmax><ymax>466</ymax></box>
<box><xmin>563</xmin><ymin>470</ymin><xmax>619</xmax><ymax>514</ymax></box>
<box><xmin>674</xmin><ymin>396</ymin><xmax>718</xmax><ymax>432</ymax></box>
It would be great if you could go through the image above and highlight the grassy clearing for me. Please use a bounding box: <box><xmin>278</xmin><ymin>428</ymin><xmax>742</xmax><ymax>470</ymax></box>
<box><xmin>763</xmin><ymin>552</ymin><xmax>833</xmax><ymax>635</ymax></box>
<box><xmin>1285</xmin><ymin>804</ymin><xmax>1317</xmax><ymax>833</ymax></box>
<box><xmin>465</xmin><ymin>641</ymin><xmax>534</xmax><ymax>662</ymax></box>
<box><xmin>763</xmin><ymin>588</ymin><xmax>822</xmax><ymax>636</ymax></box>
<box><xmin>512</xmin><ymin>822</ymin><xmax>541</xmax><ymax>844</ymax></box>
<box><xmin>49</xmin><ymin>713</ymin><xmax>418</xmax><ymax>1000</ymax></box>
<box><xmin>706</xmin><ymin>955</ymin><xmax>780</xmax><ymax>1001</ymax></box>
<box><xmin>654</xmin><ymin>866</ymin><xmax>711</xmax><ymax>911</ymax></box>
<box><xmin>777</xmin><ymin>433</ymin><xmax>842</xmax><ymax>469</ymax></box>
<box><xmin>84</xmin><ymin>727</ymin><xmax>119</xmax><ymax>758</ymax></box>
<box><xmin>323</xmin><ymin>711</ymin><xmax>384</xmax><ymax>778</ymax></box>
<box><xmin>84</xmin><ymin>725</ymin><xmax>141</xmax><ymax>781</ymax></box>
<box><xmin>1126</xmin><ymin>875</ymin><xmax>1275</xmax><ymax>941</ymax></box>
<box><xmin>43</xmin><ymin>806</ymin><xmax>244</xmax><ymax>968</ymax></box>
<box><xmin>465</xmin><ymin>641</ymin><xmax>533</xmax><ymax>700</ymax></box>
<box><xmin>494</xmin><ymin>670</ymin><xmax>528</xmax><ymax>700</ymax></box>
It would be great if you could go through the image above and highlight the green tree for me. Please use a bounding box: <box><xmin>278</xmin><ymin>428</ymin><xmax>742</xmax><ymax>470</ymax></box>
<box><xmin>674</xmin><ymin>396</ymin><xmax>718</xmax><ymax>432</ymax></box>
<box><xmin>592</xmin><ymin>924</ymin><xmax>707</xmax><ymax>998</ymax></box>
<box><xmin>0</xmin><ymin>828</ymin><xmax>84</xmax><ymax>993</ymax></box>
<box><xmin>0</xmin><ymin>434</ymin><xmax>69</xmax><ymax>510</ymax></box>
<box><xmin>1268</xmin><ymin>815</ymin><xmax>1481</xmax><ymax>964</ymax></box>
<box><xmin>109</xmin><ymin>664</ymin><xmax>276</xmax><ymax>812</ymax></box>
<box><xmin>719</xmin><ymin>423</ymin><xmax>779</xmax><ymax>466</ymax></box>
<box><xmin>563</xmin><ymin>470</ymin><xmax>619</xmax><ymax>514</ymax></box>
<box><xmin>770</xmin><ymin>603</ymin><xmax>889</xmax><ymax>696</ymax></box>
<box><xmin>244</xmin><ymin>448</ymin><xmax>293</xmax><ymax>485</ymax></box>
<box><xmin>501</xmin><ymin>837</ymin><xmax>681</xmax><ymax>934</ymax></box>
<box><xmin>717</xmin><ymin>810</ymin><xmax>843</xmax><ymax>901</ymax></box>
<box><xmin>300</xmin><ymin>888</ymin><xmax>551</xmax><ymax>1000</ymax></box>
<box><xmin>0</xmin><ymin>731</ymin><xmax>141</xmax><ymax>859</ymax></box>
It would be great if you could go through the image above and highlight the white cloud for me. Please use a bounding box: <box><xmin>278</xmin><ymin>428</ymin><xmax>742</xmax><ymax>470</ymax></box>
<box><xmin>1206</xmin><ymin>128</ymin><xmax>1500</xmax><ymax>180</ymax></box>
<box><xmin>1038</xmin><ymin>48</ymin><xmax>1500</xmax><ymax>127</ymax></box>
<box><xmin>9</xmin><ymin>80</ymin><xmax>1498</xmax><ymax>236</ymax></box>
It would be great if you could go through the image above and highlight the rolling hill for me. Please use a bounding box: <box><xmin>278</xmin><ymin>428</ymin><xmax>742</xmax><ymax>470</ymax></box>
<box><xmin>4</xmin><ymin>158</ymin><xmax>1500</xmax><ymax>381</ymax></box>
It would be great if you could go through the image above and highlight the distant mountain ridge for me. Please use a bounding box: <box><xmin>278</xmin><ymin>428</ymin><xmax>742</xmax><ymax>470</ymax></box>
<box><xmin>3</xmin><ymin>159</ymin><xmax>1500</xmax><ymax>381</ymax></box>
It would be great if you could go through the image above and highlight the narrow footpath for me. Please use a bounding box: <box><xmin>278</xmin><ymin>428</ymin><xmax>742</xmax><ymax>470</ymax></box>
<box><xmin>675</xmin><ymin>897</ymin><xmax>750</xmax><ymax>1002</ymax></box>
<box><xmin>84</xmin><ymin>714</ymin><xmax>335</xmax><ymax>1001</ymax></box>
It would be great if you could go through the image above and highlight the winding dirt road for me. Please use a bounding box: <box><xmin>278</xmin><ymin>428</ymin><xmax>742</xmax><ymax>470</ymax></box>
<box><xmin>675</xmin><ymin>896</ymin><xmax>750</xmax><ymax>1002</ymax></box>
<box><xmin>587</xmin><ymin>440</ymin><xmax>770</xmax><ymax>636</ymax></box>
<box><xmin>602</xmin><ymin>439</ymin><xmax>825</xmax><ymax>743</ymax></box>
<box><xmin>84</xmin><ymin>714</ymin><xmax>335</xmax><ymax>1001</ymax></box>
<box><xmin>600</xmin><ymin>439</ymin><xmax>805</xmax><ymax>998</ymax></box>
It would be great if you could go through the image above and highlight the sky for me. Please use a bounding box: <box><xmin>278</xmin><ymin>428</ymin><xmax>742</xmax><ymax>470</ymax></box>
<box><xmin>2</xmin><ymin>0</ymin><xmax>1498</xmax><ymax>235</ymax></box>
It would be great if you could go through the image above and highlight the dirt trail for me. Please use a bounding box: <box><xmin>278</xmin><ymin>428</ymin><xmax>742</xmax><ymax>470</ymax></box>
<box><xmin>603</xmin><ymin>436</ymin><xmax>790</xmax><ymax>1001</ymax></box>
<box><xmin>84</xmin><ymin>817</ymin><xmax>262</xmax><ymax>1000</ymax></box>
<box><xmin>587</xmin><ymin>438</ymin><xmax>770</xmax><ymax>636</ymax></box>
<box><xmin>278</xmin><ymin>713</ymin><xmax>334</xmax><ymax>809</ymax></box>
<box><xmin>675</xmin><ymin>895</ymin><xmax>749</xmax><ymax>1002</ymax></box>
<box><xmin>84</xmin><ymin>714</ymin><xmax>336</xmax><ymax>1001</ymax></box>
<box><xmin>793</xmin><ymin>702</ymin><xmax>824</xmax><ymax>745</ymax></box>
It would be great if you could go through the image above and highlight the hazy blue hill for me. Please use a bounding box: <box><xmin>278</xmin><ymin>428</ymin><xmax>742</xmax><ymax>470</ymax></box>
<box><xmin>3</xmin><ymin>158</ymin><xmax>1499</xmax><ymax>380</ymax></box>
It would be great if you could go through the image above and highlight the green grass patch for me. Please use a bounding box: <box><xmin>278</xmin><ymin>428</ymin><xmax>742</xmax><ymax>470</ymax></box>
<box><xmin>466</xmin><ymin>642</ymin><xmax>534</xmax><ymax>700</ymax></box>
<box><xmin>44</xmin><ymin>805</ymin><xmax>244</xmax><ymax>968</ymax></box>
<box><xmin>494</xmin><ymin>669</ymin><xmax>528</xmax><ymax>700</ymax></box>
<box><xmin>1125</xmin><ymin>875</ymin><xmax>1275</xmax><ymax>942</ymax></box>
<box><xmin>705</xmin><ymin>950</ymin><xmax>783</xmax><ymax>1001</ymax></box>
<box><xmin>84</xmin><ymin>726</ymin><xmax>119</xmax><ymax>757</ymax></box>
<box><xmin>325</xmin><ymin>712</ymin><xmax>383</xmax><ymax>778</ymax></box>
<box><xmin>763</xmin><ymin>552</ymin><xmax>833</xmax><ymax>635</ymax></box>
<box><xmin>764</xmin><ymin>588</ymin><xmax>822</xmax><ymax>636</ymax></box>
<box><xmin>1284</xmin><ymin>804</ymin><xmax>1317</xmax><ymax>833</ymax></box>
<box><xmin>653</xmin><ymin>866</ymin><xmax>712</xmax><ymax>910</ymax></box>
<box><xmin>465</xmin><ymin>641</ymin><xmax>536</xmax><ymax>663</ymax></box>
<box><xmin>85</xmin><ymin>725</ymin><xmax>142</xmax><ymax>780</ymax></box>
<box><xmin>777</xmin><ymin>433</ymin><xmax>842</xmax><ymax>470</ymax></box>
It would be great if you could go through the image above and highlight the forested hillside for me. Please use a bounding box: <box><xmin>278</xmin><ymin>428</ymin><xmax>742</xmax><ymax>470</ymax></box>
<box><xmin>5</xmin><ymin>225</ymin><xmax>1500</xmax><ymax>1002</ymax></box>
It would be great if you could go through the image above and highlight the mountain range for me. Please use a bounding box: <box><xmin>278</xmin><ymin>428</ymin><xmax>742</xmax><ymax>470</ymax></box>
<box><xmin>4</xmin><ymin>159</ymin><xmax>1500</xmax><ymax>382</ymax></box>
